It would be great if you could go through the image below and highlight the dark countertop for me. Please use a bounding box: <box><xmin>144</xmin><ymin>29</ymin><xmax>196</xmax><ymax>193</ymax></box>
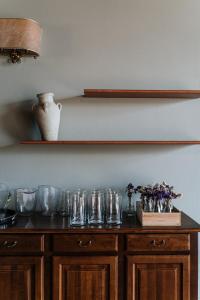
<box><xmin>0</xmin><ymin>212</ymin><xmax>199</xmax><ymax>234</ymax></box>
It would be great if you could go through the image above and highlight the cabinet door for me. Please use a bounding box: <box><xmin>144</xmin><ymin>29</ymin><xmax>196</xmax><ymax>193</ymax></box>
<box><xmin>127</xmin><ymin>255</ymin><xmax>190</xmax><ymax>300</ymax></box>
<box><xmin>53</xmin><ymin>256</ymin><xmax>118</xmax><ymax>300</ymax></box>
<box><xmin>0</xmin><ymin>256</ymin><xmax>44</xmax><ymax>300</ymax></box>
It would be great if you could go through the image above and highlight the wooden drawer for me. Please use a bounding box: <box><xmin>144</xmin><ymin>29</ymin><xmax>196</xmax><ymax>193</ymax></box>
<box><xmin>0</xmin><ymin>234</ymin><xmax>44</xmax><ymax>253</ymax></box>
<box><xmin>127</xmin><ymin>234</ymin><xmax>190</xmax><ymax>252</ymax></box>
<box><xmin>53</xmin><ymin>234</ymin><xmax>118</xmax><ymax>252</ymax></box>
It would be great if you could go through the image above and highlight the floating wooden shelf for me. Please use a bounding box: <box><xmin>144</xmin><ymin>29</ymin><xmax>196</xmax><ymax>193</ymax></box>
<box><xmin>21</xmin><ymin>140</ymin><xmax>200</xmax><ymax>145</ymax></box>
<box><xmin>84</xmin><ymin>89</ymin><xmax>200</xmax><ymax>98</ymax></box>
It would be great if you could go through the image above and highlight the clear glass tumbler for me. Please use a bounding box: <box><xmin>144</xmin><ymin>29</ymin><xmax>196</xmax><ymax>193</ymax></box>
<box><xmin>70</xmin><ymin>190</ymin><xmax>87</xmax><ymax>226</ymax></box>
<box><xmin>0</xmin><ymin>183</ymin><xmax>9</xmax><ymax>209</ymax></box>
<box><xmin>15</xmin><ymin>188</ymin><xmax>37</xmax><ymax>216</ymax></box>
<box><xmin>58</xmin><ymin>190</ymin><xmax>71</xmax><ymax>217</ymax></box>
<box><xmin>88</xmin><ymin>190</ymin><xmax>104</xmax><ymax>225</ymax></box>
<box><xmin>105</xmin><ymin>190</ymin><xmax>122</xmax><ymax>225</ymax></box>
<box><xmin>38</xmin><ymin>185</ymin><xmax>60</xmax><ymax>216</ymax></box>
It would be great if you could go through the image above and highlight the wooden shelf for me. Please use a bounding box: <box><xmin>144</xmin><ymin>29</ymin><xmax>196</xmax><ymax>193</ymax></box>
<box><xmin>84</xmin><ymin>89</ymin><xmax>200</xmax><ymax>98</ymax></box>
<box><xmin>21</xmin><ymin>140</ymin><xmax>200</xmax><ymax>145</ymax></box>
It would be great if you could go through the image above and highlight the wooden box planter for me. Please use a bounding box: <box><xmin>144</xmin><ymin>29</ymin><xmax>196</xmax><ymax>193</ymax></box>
<box><xmin>137</xmin><ymin>204</ymin><xmax>181</xmax><ymax>226</ymax></box>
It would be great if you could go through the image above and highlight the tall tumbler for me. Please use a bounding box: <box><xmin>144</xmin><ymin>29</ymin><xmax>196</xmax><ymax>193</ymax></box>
<box><xmin>105</xmin><ymin>190</ymin><xmax>122</xmax><ymax>225</ymax></box>
<box><xmin>0</xmin><ymin>183</ymin><xmax>9</xmax><ymax>209</ymax></box>
<box><xmin>58</xmin><ymin>190</ymin><xmax>71</xmax><ymax>217</ymax></box>
<box><xmin>70</xmin><ymin>190</ymin><xmax>87</xmax><ymax>226</ymax></box>
<box><xmin>38</xmin><ymin>185</ymin><xmax>60</xmax><ymax>216</ymax></box>
<box><xmin>88</xmin><ymin>190</ymin><xmax>104</xmax><ymax>225</ymax></box>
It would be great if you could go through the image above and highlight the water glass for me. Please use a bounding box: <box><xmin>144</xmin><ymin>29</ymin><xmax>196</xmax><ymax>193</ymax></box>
<box><xmin>88</xmin><ymin>190</ymin><xmax>104</xmax><ymax>225</ymax></box>
<box><xmin>0</xmin><ymin>183</ymin><xmax>9</xmax><ymax>209</ymax></box>
<box><xmin>70</xmin><ymin>190</ymin><xmax>87</xmax><ymax>226</ymax></box>
<box><xmin>58</xmin><ymin>190</ymin><xmax>71</xmax><ymax>216</ymax></box>
<box><xmin>15</xmin><ymin>188</ymin><xmax>37</xmax><ymax>216</ymax></box>
<box><xmin>105</xmin><ymin>190</ymin><xmax>122</xmax><ymax>225</ymax></box>
<box><xmin>38</xmin><ymin>185</ymin><xmax>60</xmax><ymax>216</ymax></box>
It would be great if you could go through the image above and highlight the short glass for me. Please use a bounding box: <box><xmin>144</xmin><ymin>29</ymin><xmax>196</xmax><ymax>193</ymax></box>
<box><xmin>105</xmin><ymin>190</ymin><xmax>122</xmax><ymax>225</ymax></box>
<box><xmin>38</xmin><ymin>185</ymin><xmax>60</xmax><ymax>216</ymax></box>
<box><xmin>15</xmin><ymin>188</ymin><xmax>37</xmax><ymax>216</ymax></box>
<box><xmin>70</xmin><ymin>190</ymin><xmax>87</xmax><ymax>226</ymax></box>
<box><xmin>88</xmin><ymin>190</ymin><xmax>104</xmax><ymax>225</ymax></box>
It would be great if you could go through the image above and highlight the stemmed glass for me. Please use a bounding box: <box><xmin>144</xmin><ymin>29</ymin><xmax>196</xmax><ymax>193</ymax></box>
<box><xmin>15</xmin><ymin>188</ymin><xmax>37</xmax><ymax>216</ymax></box>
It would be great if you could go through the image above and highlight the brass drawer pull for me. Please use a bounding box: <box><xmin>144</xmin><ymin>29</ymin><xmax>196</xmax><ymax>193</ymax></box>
<box><xmin>151</xmin><ymin>239</ymin><xmax>166</xmax><ymax>247</ymax></box>
<box><xmin>77</xmin><ymin>240</ymin><xmax>93</xmax><ymax>248</ymax></box>
<box><xmin>1</xmin><ymin>240</ymin><xmax>18</xmax><ymax>248</ymax></box>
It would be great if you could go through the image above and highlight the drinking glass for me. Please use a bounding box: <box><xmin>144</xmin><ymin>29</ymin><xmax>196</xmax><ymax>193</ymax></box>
<box><xmin>58</xmin><ymin>190</ymin><xmax>71</xmax><ymax>216</ymax></box>
<box><xmin>105</xmin><ymin>190</ymin><xmax>122</xmax><ymax>225</ymax></box>
<box><xmin>0</xmin><ymin>183</ymin><xmax>9</xmax><ymax>209</ymax></box>
<box><xmin>70</xmin><ymin>190</ymin><xmax>87</xmax><ymax>226</ymax></box>
<box><xmin>38</xmin><ymin>185</ymin><xmax>60</xmax><ymax>216</ymax></box>
<box><xmin>15</xmin><ymin>188</ymin><xmax>37</xmax><ymax>216</ymax></box>
<box><xmin>88</xmin><ymin>190</ymin><xmax>104</xmax><ymax>225</ymax></box>
<box><xmin>125</xmin><ymin>196</ymin><xmax>136</xmax><ymax>216</ymax></box>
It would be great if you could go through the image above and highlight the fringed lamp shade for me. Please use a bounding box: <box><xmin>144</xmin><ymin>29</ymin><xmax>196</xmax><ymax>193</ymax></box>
<box><xmin>0</xmin><ymin>18</ymin><xmax>42</xmax><ymax>63</ymax></box>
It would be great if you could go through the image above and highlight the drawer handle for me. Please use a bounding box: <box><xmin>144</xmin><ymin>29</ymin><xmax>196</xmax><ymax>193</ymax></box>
<box><xmin>151</xmin><ymin>239</ymin><xmax>166</xmax><ymax>247</ymax></box>
<box><xmin>77</xmin><ymin>240</ymin><xmax>93</xmax><ymax>248</ymax></box>
<box><xmin>1</xmin><ymin>241</ymin><xmax>18</xmax><ymax>248</ymax></box>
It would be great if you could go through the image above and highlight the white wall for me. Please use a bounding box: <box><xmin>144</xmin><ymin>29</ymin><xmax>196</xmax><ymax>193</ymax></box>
<box><xmin>0</xmin><ymin>0</ymin><xmax>200</xmax><ymax>295</ymax></box>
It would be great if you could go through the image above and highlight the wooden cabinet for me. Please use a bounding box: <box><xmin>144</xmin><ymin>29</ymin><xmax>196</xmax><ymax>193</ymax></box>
<box><xmin>0</xmin><ymin>256</ymin><xmax>44</xmax><ymax>300</ymax></box>
<box><xmin>53</xmin><ymin>256</ymin><xmax>118</xmax><ymax>300</ymax></box>
<box><xmin>127</xmin><ymin>255</ymin><xmax>190</xmax><ymax>300</ymax></box>
<box><xmin>0</xmin><ymin>213</ymin><xmax>198</xmax><ymax>300</ymax></box>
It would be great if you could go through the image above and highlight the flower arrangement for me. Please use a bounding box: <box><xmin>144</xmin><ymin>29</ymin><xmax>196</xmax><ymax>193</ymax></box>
<box><xmin>136</xmin><ymin>182</ymin><xmax>182</xmax><ymax>213</ymax></box>
<box><xmin>126</xmin><ymin>183</ymin><xmax>135</xmax><ymax>200</ymax></box>
<box><xmin>125</xmin><ymin>183</ymin><xmax>137</xmax><ymax>215</ymax></box>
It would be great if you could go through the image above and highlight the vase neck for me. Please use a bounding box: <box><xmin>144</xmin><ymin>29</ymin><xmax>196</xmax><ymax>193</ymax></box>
<box><xmin>37</xmin><ymin>93</ymin><xmax>54</xmax><ymax>104</ymax></box>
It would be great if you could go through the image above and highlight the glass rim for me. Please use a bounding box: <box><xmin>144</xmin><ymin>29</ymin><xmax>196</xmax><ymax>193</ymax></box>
<box><xmin>15</xmin><ymin>188</ymin><xmax>37</xmax><ymax>194</ymax></box>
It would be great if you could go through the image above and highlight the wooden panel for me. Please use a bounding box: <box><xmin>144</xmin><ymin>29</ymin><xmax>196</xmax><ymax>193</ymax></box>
<box><xmin>190</xmin><ymin>232</ymin><xmax>198</xmax><ymax>300</ymax></box>
<box><xmin>127</xmin><ymin>234</ymin><xmax>190</xmax><ymax>252</ymax></box>
<box><xmin>0</xmin><ymin>256</ymin><xmax>44</xmax><ymax>300</ymax></box>
<box><xmin>0</xmin><ymin>234</ymin><xmax>44</xmax><ymax>253</ymax></box>
<box><xmin>53</xmin><ymin>256</ymin><xmax>118</xmax><ymax>300</ymax></box>
<box><xmin>20</xmin><ymin>140</ymin><xmax>200</xmax><ymax>145</ymax></box>
<box><xmin>127</xmin><ymin>255</ymin><xmax>190</xmax><ymax>300</ymax></box>
<box><xmin>53</xmin><ymin>234</ymin><xmax>118</xmax><ymax>252</ymax></box>
<box><xmin>84</xmin><ymin>89</ymin><xmax>200</xmax><ymax>98</ymax></box>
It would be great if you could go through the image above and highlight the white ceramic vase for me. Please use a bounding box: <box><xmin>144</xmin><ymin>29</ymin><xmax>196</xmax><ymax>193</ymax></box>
<box><xmin>33</xmin><ymin>93</ymin><xmax>62</xmax><ymax>141</ymax></box>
